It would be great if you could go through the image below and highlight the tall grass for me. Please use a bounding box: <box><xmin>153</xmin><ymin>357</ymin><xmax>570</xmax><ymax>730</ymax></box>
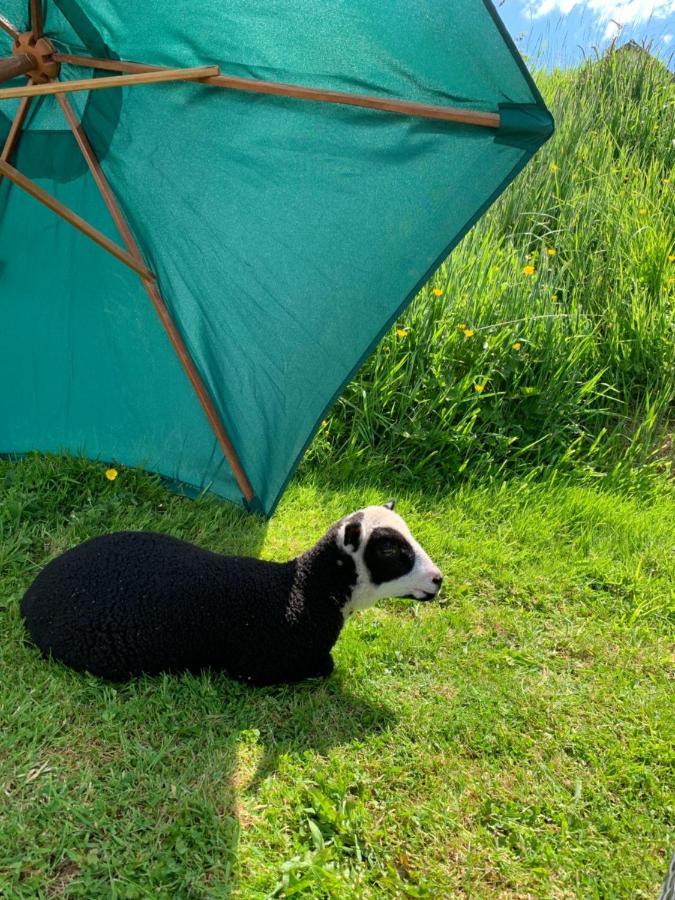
<box><xmin>307</xmin><ymin>48</ymin><xmax>674</xmax><ymax>490</ymax></box>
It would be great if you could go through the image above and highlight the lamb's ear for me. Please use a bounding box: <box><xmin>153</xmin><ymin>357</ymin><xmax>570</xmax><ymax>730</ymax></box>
<box><xmin>383</xmin><ymin>498</ymin><xmax>396</xmax><ymax>511</ymax></box>
<box><xmin>343</xmin><ymin>519</ymin><xmax>362</xmax><ymax>552</ymax></box>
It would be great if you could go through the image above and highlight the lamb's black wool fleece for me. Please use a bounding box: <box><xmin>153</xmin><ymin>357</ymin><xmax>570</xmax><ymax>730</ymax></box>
<box><xmin>21</xmin><ymin>526</ymin><xmax>358</xmax><ymax>685</ymax></box>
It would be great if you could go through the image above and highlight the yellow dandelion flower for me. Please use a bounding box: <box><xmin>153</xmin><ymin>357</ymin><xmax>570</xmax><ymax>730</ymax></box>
<box><xmin>457</xmin><ymin>323</ymin><xmax>467</xmax><ymax>330</ymax></box>
<box><xmin>463</xmin><ymin>329</ymin><xmax>475</xmax><ymax>338</ymax></box>
<box><xmin>639</xmin><ymin>208</ymin><xmax>647</xmax><ymax>215</ymax></box>
<box><xmin>547</xmin><ymin>248</ymin><xmax>557</xmax><ymax>257</ymax></box>
<box><xmin>668</xmin><ymin>254</ymin><xmax>675</xmax><ymax>263</ymax></box>
<box><xmin>523</xmin><ymin>265</ymin><xmax>535</xmax><ymax>276</ymax></box>
<box><xmin>433</xmin><ymin>288</ymin><xmax>443</xmax><ymax>297</ymax></box>
<box><xmin>396</xmin><ymin>328</ymin><xmax>408</xmax><ymax>338</ymax></box>
<box><xmin>105</xmin><ymin>468</ymin><xmax>118</xmax><ymax>481</ymax></box>
<box><xmin>474</xmin><ymin>383</ymin><xmax>485</xmax><ymax>393</ymax></box>
<box><xmin>512</xmin><ymin>342</ymin><xmax>522</xmax><ymax>350</ymax></box>
<box><xmin>550</xmin><ymin>163</ymin><xmax>559</xmax><ymax>173</ymax></box>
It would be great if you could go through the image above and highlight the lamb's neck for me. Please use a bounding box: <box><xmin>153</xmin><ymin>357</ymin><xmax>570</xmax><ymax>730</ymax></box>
<box><xmin>291</xmin><ymin>530</ymin><xmax>356</xmax><ymax>616</ymax></box>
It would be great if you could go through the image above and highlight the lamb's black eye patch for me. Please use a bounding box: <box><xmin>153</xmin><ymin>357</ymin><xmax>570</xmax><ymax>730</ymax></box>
<box><xmin>364</xmin><ymin>527</ymin><xmax>415</xmax><ymax>584</ymax></box>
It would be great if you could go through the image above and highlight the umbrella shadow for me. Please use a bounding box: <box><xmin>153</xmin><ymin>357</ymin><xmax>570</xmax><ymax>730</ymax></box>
<box><xmin>51</xmin><ymin>668</ymin><xmax>394</xmax><ymax>896</ymax></box>
<box><xmin>242</xmin><ymin>672</ymin><xmax>395</xmax><ymax>790</ymax></box>
<box><xmin>199</xmin><ymin>673</ymin><xmax>395</xmax><ymax>895</ymax></box>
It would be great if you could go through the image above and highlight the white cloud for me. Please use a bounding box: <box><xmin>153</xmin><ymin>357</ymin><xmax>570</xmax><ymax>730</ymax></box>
<box><xmin>603</xmin><ymin>19</ymin><xmax>622</xmax><ymax>38</ymax></box>
<box><xmin>663</xmin><ymin>32</ymin><xmax>673</xmax><ymax>40</ymax></box>
<box><xmin>526</xmin><ymin>0</ymin><xmax>675</xmax><ymax>40</ymax></box>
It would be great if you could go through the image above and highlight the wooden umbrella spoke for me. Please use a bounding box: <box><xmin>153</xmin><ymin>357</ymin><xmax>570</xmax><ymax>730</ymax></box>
<box><xmin>0</xmin><ymin>13</ymin><xmax>19</xmax><ymax>40</ymax></box>
<box><xmin>0</xmin><ymin>158</ymin><xmax>154</xmax><ymax>278</ymax></box>
<box><xmin>55</xmin><ymin>93</ymin><xmax>256</xmax><ymax>504</ymax></box>
<box><xmin>0</xmin><ymin>64</ymin><xmax>220</xmax><ymax>100</ymax></box>
<box><xmin>55</xmin><ymin>94</ymin><xmax>139</xmax><ymax>252</ymax></box>
<box><xmin>53</xmin><ymin>53</ymin><xmax>502</xmax><ymax>129</ymax></box>
<box><xmin>54</xmin><ymin>55</ymin><xmax>163</xmax><ymax>75</ymax></box>
<box><xmin>0</xmin><ymin>94</ymin><xmax>31</xmax><ymax>185</ymax></box>
<box><xmin>29</xmin><ymin>0</ymin><xmax>43</xmax><ymax>39</ymax></box>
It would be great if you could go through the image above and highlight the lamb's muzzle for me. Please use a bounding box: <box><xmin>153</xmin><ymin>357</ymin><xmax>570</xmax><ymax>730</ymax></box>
<box><xmin>20</xmin><ymin>500</ymin><xmax>442</xmax><ymax>685</ymax></box>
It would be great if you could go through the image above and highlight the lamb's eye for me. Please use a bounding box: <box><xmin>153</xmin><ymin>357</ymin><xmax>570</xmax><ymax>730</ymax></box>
<box><xmin>364</xmin><ymin>528</ymin><xmax>415</xmax><ymax>583</ymax></box>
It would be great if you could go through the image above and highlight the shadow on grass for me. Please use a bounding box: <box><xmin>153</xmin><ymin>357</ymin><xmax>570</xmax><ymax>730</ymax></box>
<box><xmin>12</xmin><ymin>658</ymin><xmax>395</xmax><ymax>896</ymax></box>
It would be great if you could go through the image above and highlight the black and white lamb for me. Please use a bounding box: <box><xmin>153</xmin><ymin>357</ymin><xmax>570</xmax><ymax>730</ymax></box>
<box><xmin>21</xmin><ymin>500</ymin><xmax>442</xmax><ymax>685</ymax></box>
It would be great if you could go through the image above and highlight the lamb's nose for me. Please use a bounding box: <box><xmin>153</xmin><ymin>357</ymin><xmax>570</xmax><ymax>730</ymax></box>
<box><xmin>432</xmin><ymin>574</ymin><xmax>443</xmax><ymax>587</ymax></box>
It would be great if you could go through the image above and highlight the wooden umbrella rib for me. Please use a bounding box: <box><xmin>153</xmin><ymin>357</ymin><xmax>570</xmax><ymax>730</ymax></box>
<box><xmin>142</xmin><ymin>279</ymin><xmax>256</xmax><ymax>504</ymax></box>
<box><xmin>208</xmin><ymin>73</ymin><xmax>501</xmax><ymax>128</ymax></box>
<box><xmin>29</xmin><ymin>0</ymin><xmax>43</xmax><ymax>39</ymax></box>
<box><xmin>0</xmin><ymin>159</ymin><xmax>154</xmax><ymax>278</ymax></box>
<box><xmin>0</xmin><ymin>92</ymin><xmax>31</xmax><ymax>186</ymax></box>
<box><xmin>0</xmin><ymin>95</ymin><xmax>31</xmax><ymax>164</ymax></box>
<box><xmin>55</xmin><ymin>55</ymin><xmax>165</xmax><ymax>75</ymax></box>
<box><xmin>53</xmin><ymin>53</ymin><xmax>502</xmax><ymax>128</ymax></box>
<box><xmin>56</xmin><ymin>93</ymin><xmax>142</xmax><ymax>252</ymax></box>
<box><xmin>55</xmin><ymin>94</ymin><xmax>256</xmax><ymax>504</ymax></box>
<box><xmin>0</xmin><ymin>14</ymin><xmax>19</xmax><ymax>40</ymax></box>
<box><xmin>0</xmin><ymin>65</ymin><xmax>220</xmax><ymax>100</ymax></box>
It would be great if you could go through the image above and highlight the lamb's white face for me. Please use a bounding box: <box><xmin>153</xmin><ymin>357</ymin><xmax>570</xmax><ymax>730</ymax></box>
<box><xmin>337</xmin><ymin>501</ymin><xmax>443</xmax><ymax>617</ymax></box>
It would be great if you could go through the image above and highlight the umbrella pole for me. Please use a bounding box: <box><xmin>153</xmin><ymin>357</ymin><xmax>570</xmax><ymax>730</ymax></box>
<box><xmin>0</xmin><ymin>54</ymin><xmax>34</xmax><ymax>84</ymax></box>
<box><xmin>54</xmin><ymin>93</ymin><xmax>257</xmax><ymax>506</ymax></box>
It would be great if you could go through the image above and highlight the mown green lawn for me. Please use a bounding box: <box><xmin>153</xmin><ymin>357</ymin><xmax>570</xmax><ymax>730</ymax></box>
<box><xmin>0</xmin><ymin>455</ymin><xmax>672</xmax><ymax>898</ymax></box>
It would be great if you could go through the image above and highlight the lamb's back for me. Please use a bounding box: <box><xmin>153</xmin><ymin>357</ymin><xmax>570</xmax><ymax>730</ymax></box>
<box><xmin>21</xmin><ymin>531</ymin><xmax>290</xmax><ymax>680</ymax></box>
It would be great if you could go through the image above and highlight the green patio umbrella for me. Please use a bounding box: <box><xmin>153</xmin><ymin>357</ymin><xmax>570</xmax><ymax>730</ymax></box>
<box><xmin>0</xmin><ymin>0</ymin><xmax>553</xmax><ymax>515</ymax></box>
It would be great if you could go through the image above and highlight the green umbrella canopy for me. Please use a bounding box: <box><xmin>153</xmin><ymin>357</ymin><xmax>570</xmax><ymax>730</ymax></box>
<box><xmin>0</xmin><ymin>0</ymin><xmax>553</xmax><ymax>516</ymax></box>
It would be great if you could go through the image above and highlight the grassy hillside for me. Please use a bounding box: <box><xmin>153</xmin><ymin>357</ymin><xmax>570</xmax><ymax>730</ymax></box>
<box><xmin>308</xmin><ymin>50</ymin><xmax>674</xmax><ymax>489</ymax></box>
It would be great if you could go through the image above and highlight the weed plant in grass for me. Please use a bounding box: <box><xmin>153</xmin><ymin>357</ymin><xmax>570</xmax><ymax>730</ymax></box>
<box><xmin>0</xmin><ymin>455</ymin><xmax>673</xmax><ymax>897</ymax></box>
<box><xmin>309</xmin><ymin>49</ymin><xmax>674</xmax><ymax>489</ymax></box>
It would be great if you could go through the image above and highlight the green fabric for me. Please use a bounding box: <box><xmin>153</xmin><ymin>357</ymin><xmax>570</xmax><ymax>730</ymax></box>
<box><xmin>0</xmin><ymin>0</ymin><xmax>553</xmax><ymax>515</ymax></box>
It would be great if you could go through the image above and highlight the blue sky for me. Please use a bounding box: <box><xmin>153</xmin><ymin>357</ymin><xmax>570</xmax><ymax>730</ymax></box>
<box><xmin>496</xmin><ymin>0</ymin><xmax>675</xmax><ymax>67</ymax></box>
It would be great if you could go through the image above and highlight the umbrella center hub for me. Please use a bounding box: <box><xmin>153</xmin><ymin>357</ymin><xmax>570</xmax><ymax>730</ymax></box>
<box><xmin>13</xmin><ymin>32</ymin><xmax>60</xmax><ymax>85</ymax></box>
